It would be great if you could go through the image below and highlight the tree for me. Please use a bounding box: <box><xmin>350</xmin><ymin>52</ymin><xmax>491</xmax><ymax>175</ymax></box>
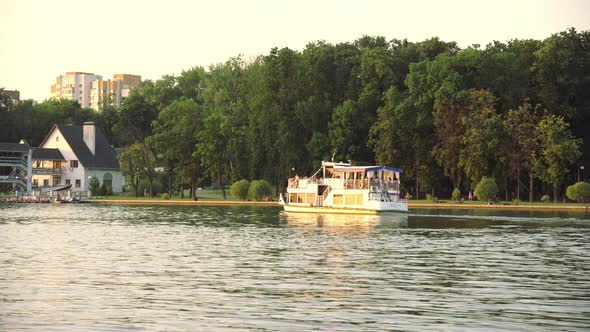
<box><xmin>118</xmin><ymin>142</ymin><xmax>157</xmax><ymax>197</ymax></box>
<box><xmin>504</xmin><ymin>100</ymin><xmax>541</xmax><ymax>201</ymax></box>
<box><xmin>475</xmin><ymin>176</ymin><xmax>498</xmax><ymax>203</ymax></box>
<box><xmin>88</xmin><ymin>176</ymin><xmax>100</xmax><ymax>197</ymax></box>
<box><xmin>534</xmin><ymin>115</ymin><xmax>582</xmax><ymax>202</ymax></box>
<box><xmin>150</xmin><ymin>98</ymin><xmax>202</xmax><ymax>198</ymax></box>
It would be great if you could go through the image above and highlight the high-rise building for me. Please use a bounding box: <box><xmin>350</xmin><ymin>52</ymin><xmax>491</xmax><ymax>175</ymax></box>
<box><xmin>50</xmin><ymin>72</ymin><xmax>141</xmax><ymax>111</ymax></box>
<box><xmin>90</xmin><ymin>74</ymin><xmax>142</xmax><ymax>111</ymax></box>
<box><xmin>50</xmin><ymin>72</ymin><xmax>102</xmax><ymax>108</ymax></box>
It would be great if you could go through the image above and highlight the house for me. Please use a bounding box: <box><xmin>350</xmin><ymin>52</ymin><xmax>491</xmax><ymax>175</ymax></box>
<box><xmin>32</xmin><ymin>122</ymin><xmax>123</xmax><ymax>195</ymax></box>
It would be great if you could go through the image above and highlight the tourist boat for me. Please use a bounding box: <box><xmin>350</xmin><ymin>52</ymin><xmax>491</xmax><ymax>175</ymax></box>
<box><xmin>280</xmin><ymin>161</ymin><xmax>408</xmax><ymax>214</ymax></box>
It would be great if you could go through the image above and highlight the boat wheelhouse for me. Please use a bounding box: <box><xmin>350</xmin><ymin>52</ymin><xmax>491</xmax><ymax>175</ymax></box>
<box><xmin>281</xmin><ymin>161</ymin><xmax>408</xmax><ymax>214</ymax></box>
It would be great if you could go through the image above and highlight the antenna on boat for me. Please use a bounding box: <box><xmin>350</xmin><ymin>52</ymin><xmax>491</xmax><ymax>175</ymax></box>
<box><xmin>331</xmin><ymin>151</ymin><xmax>336</xmax><ymax>162</ymax></box>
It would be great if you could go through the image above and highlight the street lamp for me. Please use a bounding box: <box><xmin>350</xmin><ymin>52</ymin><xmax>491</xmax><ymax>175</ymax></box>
<box><xmin>580</xmin><ymin>165</ymin><xmax>585</xmax><ymax>182</ymax></box>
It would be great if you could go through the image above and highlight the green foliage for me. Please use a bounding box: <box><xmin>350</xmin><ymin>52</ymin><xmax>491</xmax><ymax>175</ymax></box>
<box><xmin>540</xmin><ymin>195</ymin><xmax>551</xmax><ymax>203</ymax></box>
<box><xmin>138</xmin><ymin>179</ymin><xmax>163</xmax><ymax>196</ymax></box>
<box><xmin>425</xmin><ymin>193</ymin><xmax>433</xmax><ymax>201</ymax></box>
<box><xmin>3</xmin><ymin>30</ymin><xmax>588</xmax><ymax>204</ymax></box>
<box><xmin>566</xmin><ymin>182</ymin><xmax>590</xmax><ymax>202</ymax></box>
<box><xmin>88</xmin><ymin>176</ymin><xmax>100</xmax><ymax>197</ymax></box>
<box><xmin>230</xmin><ymin>180</ymin><xmax>250</xmax><ymax>200</ymax></box>
<box><xmin>451</xmin><ymin>188</ymin><xmax>461</xmax><ymax>201</ymax></box>
<box><xmin>161</xmin><ymin>193</ymin><xmax>170</xmax><ymax>200</ymax></box>
<box><xmin>248</xmin><ymin>180</ymin><xmax>273</xmax><ymax>201</ymax></box>
<box><xmin>534</xmin><ymin>115</ymin><xmax>582</xmax><ymax>202</ymax></box>
<box><xmin>474</xmin><ymin>177</ymin><xmax>498</xmax><ymax>203</ymax></box>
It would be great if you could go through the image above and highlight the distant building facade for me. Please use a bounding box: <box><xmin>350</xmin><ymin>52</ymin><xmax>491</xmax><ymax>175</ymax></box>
<box><xmin>51</xmin><ymin>72</ymin><xmax>141</xmax><ymax>111</ymax></box>
<box><xmin>90</xmin><ymin>74</ymin><xmax>142</xmax><ymax>111</ymax></box>
<box><xmin>51</xmin><ymin>72</ymin><xmax>102</xmax><ymax>108</ymax></box>
<box><xmin>2</xmin><ymin>89</ymin><xmax>20</xmax><ymax>104</ymax></box>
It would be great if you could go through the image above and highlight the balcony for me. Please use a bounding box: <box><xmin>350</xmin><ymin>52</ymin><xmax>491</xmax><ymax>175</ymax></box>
<box><xmin>32</xmin><ymin>166</ymin><xmax>64</xmax><ymax>175</ymax></box>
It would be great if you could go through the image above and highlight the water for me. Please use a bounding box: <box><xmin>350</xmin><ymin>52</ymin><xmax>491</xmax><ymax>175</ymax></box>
<box><xmin>0</xmin><ymin>204</ymin><xmax>589</xmax><ymax>331</ymax></box>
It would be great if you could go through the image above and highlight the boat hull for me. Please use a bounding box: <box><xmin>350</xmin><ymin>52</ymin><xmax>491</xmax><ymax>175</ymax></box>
<box><xmin>282</xmin><ymin>204</ymin><xmax>406</xmax><ymax>215</ymax></box>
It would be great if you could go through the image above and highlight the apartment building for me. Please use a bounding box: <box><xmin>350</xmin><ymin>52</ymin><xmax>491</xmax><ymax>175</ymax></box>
<box><xmin>50</xmin><ymin>72</ymin><xmax>102</xmax><ymax>108</ymax></box>
<box><xmin>90</xmin><ymin>74</ymin><xmax>141</xmax><ymax>111</ymax></box>
<box><xmin>51</xmin><ymin>72</ymin><xmax>141</xmax><ymax>111</ymax></box>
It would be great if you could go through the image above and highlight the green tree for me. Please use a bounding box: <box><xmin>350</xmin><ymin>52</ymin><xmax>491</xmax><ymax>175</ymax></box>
<box><xmin>88</xmin><ymin>176</ymin><xmax>100</xmax><ymax>197</ymax></box>
<box><xmin>118</xmin><ymin>142</ymin><xmax>157</xmax><ymax>197</ymax></box>
<box><xmin>475</xmin><ymin>176</ymin><xmax>498</xmax><ymax>203</ymax></box>
<box><xmin>150</xmin><ymin>98</ymin><xmax>202</xmax><ymax>198</ymax></box>
<box><xmin>504</xmin><ymin>100</ymin><xmax>541</xmax><ymax>201</ymax></box>
<box><xmin>534</xmin><ymin>115</ymin><xmax>582</xmax><ymax>202</ymax></box>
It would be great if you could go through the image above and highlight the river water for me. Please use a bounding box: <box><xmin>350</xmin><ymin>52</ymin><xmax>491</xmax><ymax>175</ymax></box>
<box><xmin>0</xmin><ymin>204</ymin><xmax>589</xmax><ymax>331</ymax></box>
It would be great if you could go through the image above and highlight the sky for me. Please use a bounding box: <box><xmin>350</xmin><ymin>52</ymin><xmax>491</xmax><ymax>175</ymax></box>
<box><xmin>1</xmin><ymin>0</ymin><xmax>589</xmax><ymax>102</ymax></box>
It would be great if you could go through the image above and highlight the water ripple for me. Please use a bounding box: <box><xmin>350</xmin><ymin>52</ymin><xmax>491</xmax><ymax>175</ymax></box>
<box><xmin>0</xmin><ymin>204</ymin><xmax>589</xmax><ymax>331</ymax></box>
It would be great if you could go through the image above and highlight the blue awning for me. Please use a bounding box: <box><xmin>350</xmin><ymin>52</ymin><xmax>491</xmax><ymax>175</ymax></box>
<box><xmin>333</xmin><ymin>166</ymin><xmax>404</xmax><ymax>173</ymax></box>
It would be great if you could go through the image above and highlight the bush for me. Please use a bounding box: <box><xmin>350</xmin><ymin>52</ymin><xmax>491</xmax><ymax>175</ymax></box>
<box><xmin>426</xmin><ymin>193</ymin><xmax>433</xmax><ymax>201</ymax></box>
<box><xmin>540</xmin><ymin>194</ymin><xmax>551</xmax><ymax>203</ymax></box>
<box><xmin>88</xmin><ymin>176</ymin><xmax>100</xmax><ymax>197</ymax></box>
<box><xmin>451</xmin><ymin>188</ymin><xmax>461</xmax><ymax>202</ymax></box>
<box><xmin>566</xmin><ymin>181</ymin><xmax>590</xmax><ymax>202</ymax></box>
<box><xmin>512</xmin><ymin>199</ymin><xmax>521</xmax><ymax>206</ymax></box>
<box><xmin>474</xmin><ymin>177</ymin><xmax>498</xmax><ymax>203</ymax></box>
<box><xmin>230</xmin><ymin>179</ymin><xmax>250</xmax><ymax>200</ymax></box>
<box><xmin>161</xmin><ymin>193</ymin><xmax>170</xmax><ymax>200</ymax></box>
<box><xmin>248</xmin><ymin>179</ymin><xmax>273</xmax><ymax>201</ymax></box>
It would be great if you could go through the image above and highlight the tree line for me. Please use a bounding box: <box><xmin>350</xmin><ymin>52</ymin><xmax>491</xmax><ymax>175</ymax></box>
<box><xmin>1</xmin><ymin>28</ymin><xmax>588</xmax><ymax>201</ymax></box>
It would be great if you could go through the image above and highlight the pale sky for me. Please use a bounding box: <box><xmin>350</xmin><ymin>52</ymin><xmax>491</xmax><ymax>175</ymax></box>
<box><xmin>1</xmin><ymin>0</ymin><xmax>589</xmax><ymax>102</ymax></box>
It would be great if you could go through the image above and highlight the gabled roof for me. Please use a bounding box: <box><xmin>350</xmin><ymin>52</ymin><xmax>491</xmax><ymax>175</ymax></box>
<box><xmin>39</xmin><ymin>124</ymin><xmax>119</xmax><ymax>169</ymax></box>
<box><xmin>32</xmin><ymin>148</ymin><xmax>65</xmax><ymax>161</ymax></box>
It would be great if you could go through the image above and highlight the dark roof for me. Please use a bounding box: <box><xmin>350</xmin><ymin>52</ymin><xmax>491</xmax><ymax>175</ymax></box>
<box><xmin>0</xmin><ymin>142</ymin><xmax>28</xmax><ymax>152</ymax></box>
<box><xmin>32</xmin><ymin>148</ymin><xmax>65</xmax><ymax>161</ymax></box>
<box><xmin>47</xmin><ymin>124</ymin><xmax>119</xmax><ymax>169</ymax></box>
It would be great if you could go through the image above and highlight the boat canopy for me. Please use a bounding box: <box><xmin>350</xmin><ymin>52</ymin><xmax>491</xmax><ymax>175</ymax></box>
<box><xmin>333</xmin><ymin>166</ymin><xmax>403</xmax><ymax>173</ymax></box>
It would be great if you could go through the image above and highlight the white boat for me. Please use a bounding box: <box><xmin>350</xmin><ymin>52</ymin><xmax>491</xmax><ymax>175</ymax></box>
<box><xmin>280</xmin><ymin>161</ymin><xmax>408</xmax><ymax>214</ymax></box>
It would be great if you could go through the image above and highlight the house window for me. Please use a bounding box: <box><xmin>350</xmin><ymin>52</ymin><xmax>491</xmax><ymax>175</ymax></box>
<box><xmin>33</xmin><ymin>179</ymin><xmax>38</xmax><ymax>186</ymax></box>
<box><xmin>53</xmin><ymin>176</ymin><xmax>61</xmax><ymax>186</ymax></box>
<box><xmin>56</xmin><ymin>136</ymin><xmax>59</xmax><ymax>142</ymax></box>
<box><xmin>75</xmin><ymin>179</ymin><xmax>81</xmax><ymax>188</ymax></box>
<box><xmin>43</xmin><ymin>179</ymin><xmax>49</xmax><ymax>186</ymax></box>
<box><xmin>71</xmin><ymin>160</ymin><xmax>78</xmax><ymax>168</ymax></box>
<box><xmin>65</xmin><ymin>179</ymin><xmax>70</xmax><ymax>185</ymax></box>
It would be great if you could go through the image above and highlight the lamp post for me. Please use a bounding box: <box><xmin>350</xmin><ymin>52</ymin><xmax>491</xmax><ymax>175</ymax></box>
<box><xmin>580</xmin><ymin>165</ymin><xmax>585</xmax><ymax>182</ymax></box>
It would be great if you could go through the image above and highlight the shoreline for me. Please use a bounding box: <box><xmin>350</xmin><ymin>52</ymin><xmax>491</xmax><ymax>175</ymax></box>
<box><xmin>89</xmin><ymin>199</ymin><xmax>589</xmax><ymax>212</ymax></box>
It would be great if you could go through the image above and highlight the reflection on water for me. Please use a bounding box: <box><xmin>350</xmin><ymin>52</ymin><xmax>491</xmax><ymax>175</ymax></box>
<box><xmin>0</xmin><ymin>204</ymin><xmax>589</xmax><ymax>331</ymax></box>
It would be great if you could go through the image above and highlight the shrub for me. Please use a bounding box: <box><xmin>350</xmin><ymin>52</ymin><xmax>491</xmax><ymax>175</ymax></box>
<box><xmin>451</xmin><ymin>188</ymin><xmax>461</xmax><ymax>202</ymax></box>
<box><xmin>230</xmin><ymin>179</ymin><xmax>250</xmax><ymax>200</ymax></box>
<box><xmin>540</xmin><ymin>194</ymin><xmax>551</xmax><ymax>203</ymax></box>
<box><xmin>88</xmin><ymin>176</ymin><xmax>100</xmax><ymax>197</ymax></box>
<box><xmin>474</xmin><ymin>177</ymin><xmax>498</xmax><ymax>203</ymax></box>
<box><xmin>512</xmin><ymin>199</ymin><xmax>521</xmax><ymax>206</ymax></box>
<box><xmin>248</xmin><ymin>179</ymin><xmax>273</xmax><ymax>201</ymax></box>
<box><xmin>426</xmin><ymin>193</ymin><xmax>433</xmax><ymax>201</ymax></box>
<box><xmin>566</xmin><ymin>181</ymin><xmax>590</xmax><ymax>202</ymax></box>
<box><xmin>161</xmin><ymin>193</ymin><xmax>170</xmax><ymax>200</ymax></box>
